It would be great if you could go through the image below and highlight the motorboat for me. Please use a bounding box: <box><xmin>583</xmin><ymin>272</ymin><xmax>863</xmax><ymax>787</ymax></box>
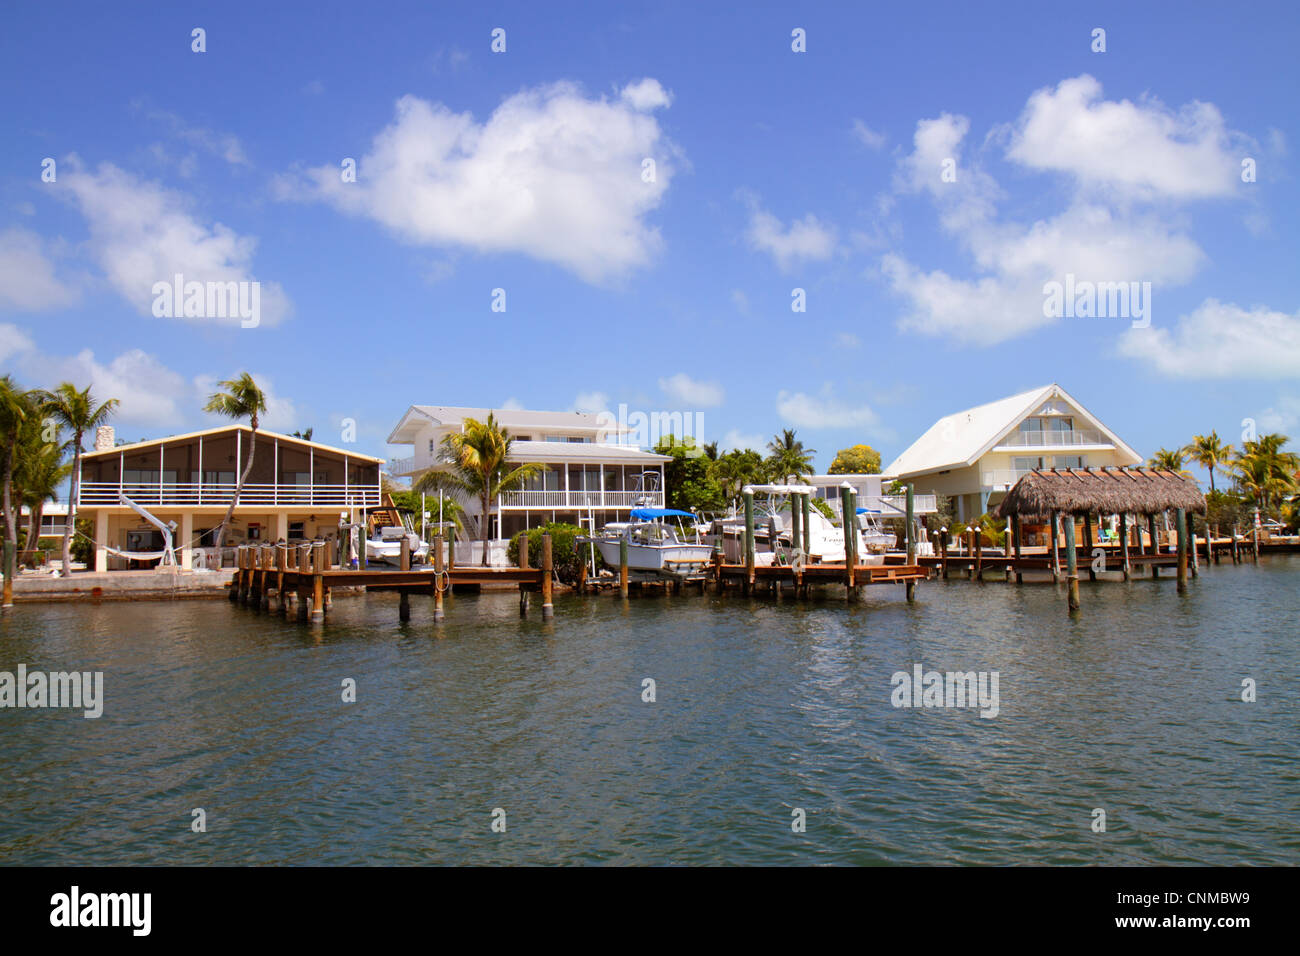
<box><xmin>589</xmin><ymin>508</ymin><xmax>714</xmax><ymax>575</ymax></box>
<box><xmin>708</xmin><ymin>484</ymin><xmax>884</xmax><ymax>566</ymax></box>
<box><xmin>365</xmin><ymin>526</ymin><xmax>429</xmax><ymax>567</ymax></box>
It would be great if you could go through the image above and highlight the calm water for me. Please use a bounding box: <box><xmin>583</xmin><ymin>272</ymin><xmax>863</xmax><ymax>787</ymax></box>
<box><xmin>2</xmin><ymin>558</ymin><xmax>1298</xmax><ymax>866</ymax></box>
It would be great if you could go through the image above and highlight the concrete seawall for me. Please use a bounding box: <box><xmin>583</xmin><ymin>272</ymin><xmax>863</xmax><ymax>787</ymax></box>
<box><xmin>9</xmin><ymin>570</ymin><xmax>232</xmax><ymax>603</ymax></box>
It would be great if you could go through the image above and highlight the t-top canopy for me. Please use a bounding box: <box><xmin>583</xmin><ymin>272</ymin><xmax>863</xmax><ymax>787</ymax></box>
<box><xmin>630</xmin><ymin>508</ymin><xmax>697</xmax><ymax>522</ymax></box>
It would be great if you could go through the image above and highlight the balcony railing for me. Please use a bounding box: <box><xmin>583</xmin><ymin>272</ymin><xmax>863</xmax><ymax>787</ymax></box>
<box><xmin>996</xmin><ymin>428</ymin><xmax>1106</xmax><ymax>448</ymax></box>
<box><xmin>78</xmin><ymin>482</ymin><xmax>381</xmax><ymax>508</ymax></box>
<box><xmin>826</xmin><ymin>494</ymin><xmax>939</xmax><ymax>516</ymax></box>
<box><xmin>500</xmin><ymin>490</ymin><xmax>665</xmax><ymax>509</ymax></box>
<box><xmin>981</xmin><ymin>469</ymin><xmax>1034</xmax><ymax>490</ymax></box>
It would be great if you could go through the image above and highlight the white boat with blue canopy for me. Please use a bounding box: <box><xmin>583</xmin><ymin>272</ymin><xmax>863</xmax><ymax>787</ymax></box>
<box><xmin>589</xmin><ymin>508</ymin><xmax>714</xmax><ymax>575</ymax></box>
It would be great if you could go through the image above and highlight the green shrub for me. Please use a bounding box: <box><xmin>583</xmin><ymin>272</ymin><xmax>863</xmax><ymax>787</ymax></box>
<box><xmin>507</xmin><ymin>522</ymin><xmax>604</xmax><ymax>584</ymax></box>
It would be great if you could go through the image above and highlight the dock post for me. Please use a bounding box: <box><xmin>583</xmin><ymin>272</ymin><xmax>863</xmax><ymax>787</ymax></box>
<box><xmin>433</xmin><ymin>534</ymin><xmax>445</xmax><ymax>623</ymax></box>
<box><xmin>840</xmin><ymin>483</ymin><xmax>856</xmax><ymax>597</ymax></box>
<box><xmin>939</xmin><ymin>527</ymin><xmax>948</xmax><ymax>579</ymax></box>
<box><xmin>311</xmin><ymin>541</ymin><xmax>325</xmax><ymax>622</ymax></box>
<box><xmin>790</xmin><ymin>492</ymin><xmax>802</xmax><ymax>565</ymax></box>
<box><xmin>1176</xmin><ymin>507</ymin><xmax>1188</xmax><ymax>593</ymax></box>
<box><xmin>1013</xmin><ymin>513</ymin><xmax>1024</xmax><ymax>584</ymax></box>
<box><xmin>400</xmin><ymin>535</ymin><xmax>410</xmax><ymax>572</ymax></box>
<box><xmin>399</xmin><ymin>588</ymin><xmax>410</xmax><ymax>622</ymax></box>
<box><xmin>540</xmin><ymin>532</ymin><xmax>554</xmax><ymax>620</ymax></box>
<box><xmin>1084</xmin><ymin>514</ymin><xmax>1096</xmax><ymax>581</ymax></box>
<box><xmin>519</xmin><ymin>537</ymin><xmax>530</xmax><ymax>615</ymax></box>
<box><xmin>712</xmin><ymin>538</ymin><xmax>724</xmax><ymax>593</ymax></box>
<box><xmin>1251</xmin><ymin>510</ymin><xmax>1259</xmax><ymax>564</ymax></box>
<box><xmin>1049</xmin><ymin>512</ymin><xmax>1060</xmax><ymax>584</ymax></box>
<box><xmin>973</xmin><ymin>526</ymin><xmax>982</xmax><ymax>581</ymax></box>
<box><xmin>1147</xmin><ymin>513</ymin><xmax>1159</xmax><ymax>570</ymax></box>
<box><xmin>801</xmin><ymin>493</ymin><xmax>811</xmax><ymax>555</ymax></box>
<box><xmin>275</xmin><ymin>541</ymin><xmax>287</xmax><ymax>613</ymax></box>
<box><xmin>259</xmin><ymin>545</ymin><xmax>271</xmax><ymax>611</ymax></box>
<box><xmin>576</xmin><ymin>553</ymin><xmax>587</xmax><ymax>594</ymax></box>
<box><xmin>1119</xmin><ymin>513</ymin><xmax>1130</xmax><ymax>581</ymax></box>
<box><xmin>325</xmin><ymin>537</ymin><xmax>335</xmax><ymax>571</ymax></box>
<box><xmin>743</xmin><ymin>487</ymin><xmax>756</xmax><ymax>594</ymax></box>
<box><xmin>1188</xmin><ymin>511</ymin><xmax>1199</xmax><ymax>578</ymax></box>
<box><xmin>619</xmin><ymin>535</ymin><xmax>629</xmax><ymax>598</ymax></box>
<box><xmin>1064</xmin><ymin>514</ymin><xmax>1080</xmax><ymax>612</ymax></box>
<box><xmin>905</xmin><ymin>484</ymin><xmax>916</xmax><ymax>602</ymax></box>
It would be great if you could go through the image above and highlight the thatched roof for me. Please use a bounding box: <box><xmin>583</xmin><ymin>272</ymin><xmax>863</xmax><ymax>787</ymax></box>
<box><xmin>995</xmin><ymin>467</ymin><xmax>1206</xmax><ymax>518</ymax></box>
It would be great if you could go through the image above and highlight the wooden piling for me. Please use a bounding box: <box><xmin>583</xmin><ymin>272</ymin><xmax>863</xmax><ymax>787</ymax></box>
<box><xmin>1176</xmin><ymin>507</ymin><xmax>1188</xmax><ymax>593</ymax></box>
<box><xmin>1049</xmin><ymin>511</ymin><xmax>1060</xmax><ymax>584</ymax></box>
<box><xmin>790</xmin><ymin>492</ymin><xmax>802</xmax><ymax>563</ymax></box>
<box><xmin>743</xmin><ymin>488</ymin><xmax>756</xmax><ymax>593</ymax></box>
<box><xmin>1188</xmin><ymin>511</ymin><xmax>1199</xmax><ymax>578</ymax></box>
<box><xmin>400</xmin><ymin>535</ymin><xmax>411</xmax><ymax>572</ymax></box>
<box><xmin>840</xmin><ymin>484</ymin><xmax>855</xmax><ymax>594</ymax></box>
<box><xmin>905</xmin><ymin>484</ymin><xmax>916</xmax><ymax>602</ymax></box>
<box><xmin>540</xmin><ymin>532</ymin><xmax>554</xmax><ymax>620</ymax></box>
<box><xmin>619</xmin><ymin>535</ymin><xmax>629</xmax><ymax>597</ymax></box>
<box><xmin>1</xmin><ymin>539</ymin><xmax>14</xmax><ymax>609</ymax></box>
<box><xmin>1012</xmin><ymin>513</ymin><xmax>1023</xmax><ymax>584</ymax></box>
<box><xmin>1119</xmin><ymin>513</ymin><xmax>1130</xmax><ymax>581</ymax></box>
<box><xmin>433</xmin><ymin>534</ymin><xmax>445</xmax><ymax>623</ymax></box>
<box><xmin>801</xmin><ymin>493</ymin><xmax>812</xmax><ymax>555</ymax></box>
<box><xmin>1064</xmin><ymin>513</ymin><xmax>1079</xmax><ymax>611</ymax></box>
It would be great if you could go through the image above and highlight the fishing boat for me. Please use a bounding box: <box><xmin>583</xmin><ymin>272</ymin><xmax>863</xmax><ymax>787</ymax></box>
<box><xmin>589</xmin><ymin>508</ymin><xmax>714</xmax><ymax>575</ymax></box>
<box><xmin>709</xmin><ymin>484</ymin><xmax>885</xmax><ymax>565</ymax></box>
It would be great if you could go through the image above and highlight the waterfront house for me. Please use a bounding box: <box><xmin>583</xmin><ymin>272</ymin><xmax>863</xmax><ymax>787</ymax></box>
<box><xmin>803</xmin><ymin>473</ymin><xmax>939</xmax><ymax>519</ymax></box>
<box><xmin>882</xmin><ymin>384</ymin><xmax>1141</xmax><ymax>522</ymax></box>
<box><xmin>77</xmin><ymin>425</ymin><xmax>383</xmax><ymax>571</ymax></box>
<box><xmin>386</xmin><ymin>405</ymin><xmax>672</xmax><ymax>555</ymax></box>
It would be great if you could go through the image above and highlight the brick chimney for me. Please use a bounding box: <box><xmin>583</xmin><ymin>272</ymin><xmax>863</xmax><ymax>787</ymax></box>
<box><xmin>94</xmin><ymin>425</ymin><xmax>115</xmax><ymax>451</ymax></box>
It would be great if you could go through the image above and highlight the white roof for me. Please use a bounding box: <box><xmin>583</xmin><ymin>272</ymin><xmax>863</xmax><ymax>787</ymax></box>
<box><xmin>388</xmin><ymin>405</ymin><xmax>623</xmax><ymax>444</ymax></box>
<box><xmin>882</xmin><ymin>384</ymin><xmax>1140</xmax><ymax>478</ymax></box>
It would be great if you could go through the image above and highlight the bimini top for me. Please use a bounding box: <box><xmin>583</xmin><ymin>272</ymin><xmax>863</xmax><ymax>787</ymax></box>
<box><xmin>630</xmin><ymin>508</ymin><xmax>696</xmax><ymax>521</ymax></box>
<box><xmin>855</xmin><ymin>507</ymin><xmax>883</xmax><ymax>514</ymax></box>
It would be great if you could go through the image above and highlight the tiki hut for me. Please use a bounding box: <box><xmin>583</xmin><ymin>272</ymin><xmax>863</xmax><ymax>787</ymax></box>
<box><xmin>994</xmin><ymin>467</ymin><xmax>1206</xmax><ymax>519</ymax></box>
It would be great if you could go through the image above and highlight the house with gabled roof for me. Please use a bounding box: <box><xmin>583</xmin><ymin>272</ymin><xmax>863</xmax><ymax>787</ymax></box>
<box><xmin>386</xmin><ymin>405</ymin><xmax>672</xmax><ymax>552</ymax></box>
<box><xmin>882</xmin><ymin>384</ymin><xmax>1142</xmax><ymax>521</ymax></box>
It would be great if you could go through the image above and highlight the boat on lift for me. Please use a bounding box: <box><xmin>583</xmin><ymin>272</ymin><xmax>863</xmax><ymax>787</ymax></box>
<box><xmin>365</xmin><ymin>526</ymin><xmax>429</xmax><ymax>567</ymax></box>
<box><xmin>589</xmin><ymin>508</ymin><xmax>714</xmax><ymax>575</ymax></box>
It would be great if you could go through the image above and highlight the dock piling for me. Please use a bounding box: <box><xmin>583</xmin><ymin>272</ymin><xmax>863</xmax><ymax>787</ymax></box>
<box><xmin>619</xmin><ymin>535</ymin><xmax>629</xmax><ymax>598</ymax></box>
<box><xmin>1064</xmin><ymin>513</ymin><xmax>1080</xmax><ymax>612</ymax></box>
<box><xmin>541</xmin><ymin>532</ymin><xmax>554</xmax><ymax>620</ymax></box>
<box><xmin>433</xmin><ymin>534</ymin><xmax>445</xmax><ymax>623</ymax></box>
<box><xmin>905</xmin><ymin>484</ymin><xmax>916</xmax><ymax>602</ymax></box>
<box><xmin>1176</xmin><ymin>507</ymin><xmax>1188</xmax><ymax>593</ymax></box>
<box><xmin>743</xmin><ymin>488</ymin><xmax>755</xmax><ymax>594</ymax></box>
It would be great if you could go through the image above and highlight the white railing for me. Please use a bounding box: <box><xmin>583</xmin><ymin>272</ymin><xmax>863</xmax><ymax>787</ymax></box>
<box><xmin>996</xmin><ymin>428</ymin><xmax>1106</xmax><ymax>448</ymax></box>
<box><xmin>501</xmin><ymin>490</ymin><xmax>665</xmax><ymax>509</ymax></box>
<box><xmin>826</xmin><ymin>494</ymin><xmax>939</xmax><ymax>515</ymax></box>
<box><xmin>981</xmin><ymin>469</ymin><xmax>1034</xmax><ymax>489</ymax></box>
<box><xmin>78</xmin><ymin>482</ymin><xmax>381</xmax><ymax>508</ymax></box>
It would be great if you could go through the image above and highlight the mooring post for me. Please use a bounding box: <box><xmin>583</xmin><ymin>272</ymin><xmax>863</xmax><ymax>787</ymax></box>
<box><xmin>619</xmin><ymin>534</ymin><xmax>629</xmax><ymax>597</ymax></box>
<box><xmin>939</xmin><ymin>526</ymin><xmax>948</xmax><ymax>579</ymax></box>
<box><xmin>519</xmin><ymin>534</ymin><xmax>531</xmax><ymax>616</ymax></box>
<box><xmin>400</xmin><ymin>535</ymin><xmax>410</xmax><ymax>572</ymax></box>
<box><xmin>712</xmin><ymin>538</ymin><xmax>724</xmax><ymax>593</ymax></box>
<box><xmin>259</xmin><ymin>545</ymin><xmax>271</xmax><ymax>611</ymax></box>
<box><xmin>1188</xmin><ymin>511</ymin><xmax>1199</xmax><ymax>578</ymax></box>
<box><xmin>540</xmin><ymin>532</ymin><xmax>554</xmax><ymax>620</ymax></box>
<box><xmin>790</xmin><ymin>492</ymin><xmax>802</xmax><ymax>564</ymax></box>
<box><xmin>1084</xmin><ymin>513</ymin><xmax>1096</xmax><ymax>582</ymax></box>
<box><xmin>1119</xmin><ymin>513</ymin><xmax>1131</xmax><ymax>581</ymax></box>
<box><xmin>839</xmin><ymin>482</ymin><xmax>855</xmax><ymax>597</ymax></box>
<box><xmin>743</xmin><ymin>487</ymin><xmax>756</xmax><ymax>594</ymax></box>
<box><xmin>973</xmin><ymin>526</ymin><xmax>982</xmax><ymax>581</ymax></box>
<box><xmin>1049</xmin><ymin>511</ymin><xmax>1060</xmax><ymax>583</ymax></box>
<box><xmin>905</xmin><ymin>483</ymin><xmax>916</xmax><ymax>602</ymax></box>
<box><xmin>1064</xmin><ymin>514</ymin><xmax>1080</xmax><ymax>612</ymax></box>
<box><xmin>275</xmin><ymin>540</ymin><xmax>287</xmax><ymax>613</ymax></box>
<box><xmin>311</xmin><ymin>541</ymin><xmax>325</xmax><ymax>623</ymax></box>
<box><xmin>433</xmin><ymin>533</ymin><xmax>445</xmax><ymax>623</ymax></box>
<box><xmin>1176</xmin><ymin>507</ymin><xmax>1188</xmax><ymax>593</ymax></box>
<box><xmin>801</xmin><ymin>493</ymin><xmax>812</xmax><ymax>555</ymax></box>
<box><xmin>1013</xmin><ymin>512</ymin><xmax>1024</xmax><ymax>584</ymax></box>
<box><xmin>1251</xmin><ymin>510</ymin><xmax>1260</xmax><ymax>564</ymax></box>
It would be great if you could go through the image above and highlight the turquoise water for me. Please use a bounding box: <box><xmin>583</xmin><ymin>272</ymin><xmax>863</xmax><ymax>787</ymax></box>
<box><xmin>1</xmin><ymin>558</ymin><xmax>1297</xmax><ymax>865</ymax></box>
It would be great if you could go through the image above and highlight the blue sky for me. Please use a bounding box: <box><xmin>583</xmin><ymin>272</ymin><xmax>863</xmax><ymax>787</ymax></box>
<box><xmin>2</xmin><ymin>0</ymin><xmax>1297</xmax><ymax>480</ymax></box>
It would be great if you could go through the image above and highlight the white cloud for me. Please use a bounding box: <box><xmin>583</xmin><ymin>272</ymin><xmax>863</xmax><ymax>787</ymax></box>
<box><xmin>835</xmin><ymin>332</ymin><xmax>861</xmax><ymax>349</ymax></box>
<box><xmin>620</xmin><ymin>78</ymin><xmax>672</xmax><ymax>111</ymax></box>
<box><xmin>731</xmin><ymin>288</ymin><xmax>750</xmax><ymax>314</ymax></box>
<box><xmin>0</xmin><ymin>228</ymin><xmax>80</xmax><ymax>311</ymax></box>
<box><xmin>1006</xmin><ymin>75</ymin><xmax>1245</xmax><ymax>200</ymax></box>
<box><xmin>0</xmin><ymin>322</ymin><xmax>35</xmax><ymax>363</ymax></box>
<box><xmin>140</xmin><ymin>106</ymin><xmax>251</xmax><ymax>167</ymax></box>
<box><xmin>719</xmin><ymin>428</ymin><xmax>765</xmax><ymax>452</ymax></box>
<box><xmin>1117</xmin><ymin>299</ymin><xmax>1300</xmax><ymax>378</ymax></box>
<box><xmin>195</xmin><ymin>372</ymin><xmax>298</xmax><ymax>431</ymax></box>
<box><xmin>658</xmin><ymin>372</ymin><xmax>723</xmax><ymax>407</ymax></box>
<box><xmin>500</xmin><ymin>396</ymin><xmax>524</xmax><ymax>410</ymax></box>
<box><xmin>1258</xmin><ymin>395</ymin><xmax>1300</xmax><ymax>433</ymax></box>
<box><xmin>572</xmin><ymin>391</ymin><xmax>609</xmax><ymax>413</ymax></box>
<box><xmin>56</xmin><ymin>159</ymin><xmax>290</xmax><ymax>325</ymax></box>
<box><xmin>279</xmin><ymin>81</ymin><xmax>678</xmax><ymax>284</ymax></box>
<box><xmin>743</xmin><ymin>196</ymin><xmax>836</xmax><ymax>272</ymax></box>
<box><xmin>777</xmin><ymin>387</ymin><xmax>881</xmax><ymax>430</ymax></box>
<box><xmin>851</xmin><ymin>119</ymin><xmax>886</xmax><ymax>150</ymax></box>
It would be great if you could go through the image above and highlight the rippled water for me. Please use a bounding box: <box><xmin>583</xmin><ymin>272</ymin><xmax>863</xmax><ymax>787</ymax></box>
<box><xmin>2</xmin><ymin>557</ymin><xmax>1297</xmax><ymax>865</ymax></box>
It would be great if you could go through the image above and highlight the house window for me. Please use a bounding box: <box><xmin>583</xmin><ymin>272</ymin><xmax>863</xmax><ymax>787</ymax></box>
<box><xmin>1051</xmin><ymin>417</ymin><xmax>1074</xmax><ymax>433</ymax></box>
<box><xmin>289</xmin><ymin>521</ymin><xmax>305</xmax><ymax>539</ymax></box>
<box><xmin>248</xmin><ymin>523</ymin><xmax>262</xmax><ymax>541</ymax></box>
<box><xmin>1014</xmin><ymin>456</ymin><xmax>1044</xmax><ymax>471</ymax></box>
<box><xmin>1054</xmin><ymin>455</ymin><xmax>1084</xmax><ymax>468</ymax></box>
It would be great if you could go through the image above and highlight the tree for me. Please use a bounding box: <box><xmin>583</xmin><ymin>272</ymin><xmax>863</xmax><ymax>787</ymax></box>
<box><xmin>0</xmin><ymin>377</ymin><xmax>33</xmax><ymax>601</ymax></box>
<box><xmin>654</xmin><ymin>436</ymin><xmax>724</xmax><ymax>513</ymax></box>
<box><xmin>15</xmin><ymin>415</ymin><xmax>71</xmax><ymax>552</ymax></box>
<box><xmin>1230</xmin><ymin>434</ymin><xmax>1299</xmax><ymax>511</ymax></box>
<box><xmin>765</xmin><ymin>428</ymin><xmax>816</xmax><ymax>483</ymax></box>
<box><xmin>1148</xmin><ymin>447</ymin><xmax>1188</xmax><ymax>473</ymax></box>
<box><xmin>38</xmin><ymin>383</ymin><xmax>119</xmax><ymax>576</ymax></box>
<box><xmin>828</xmin><ymin>444</ymin><xmax>881</xmax><ymax>474</ymax></box>
<box><xmin>203</xmin><ymin>373</ymin><xmax>267</xmax><ymax>548</ymax></box>
<box><xmin>292</xmin><ymin>427</ymin><xmax>314</xmax><ymax>441</ymax></box>
<box><xmin>709</xmin><ymin>448</ymin><xmax>766</xmax><ymax>507</ymax></box>
<box><xmin>1184</xmin><ymin>431</ymin><xmax>1232</xmax><ymax>494</ymax></box>
<box><xmin>388</xmin><ymin>488</ymin><xmax>466</xmax><ymax>538</ymax></box>
<box><xmin>412</xmin><ymin>412</ymin><xmax>545</xmax><ymax>565</ymax></box>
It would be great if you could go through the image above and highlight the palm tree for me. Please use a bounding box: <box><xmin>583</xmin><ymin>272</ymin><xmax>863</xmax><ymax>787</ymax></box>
<box><xmin>709</xmin><ymin>448</ymin><xmax>765</xmax><ymax>507</ymax></box>
<box><xmin>412</xmin><ymin>412</ymin><xmax>546</xmax><ymax>565</ymax></box>
<box><xmin>38</xmin><ymin>383</ymin><xmax>119</xmax><ymax>577</ymax></box>
<box><xmin>0</xmin><ymin>377</ymin><xmax>33</xmax><ymax>604</ymax></box>
<box><xmin>765</xmin><ymin>428</ymin><xmax>816</xmax><ymax>483</ymax></box>
<box><xmin>1184</xmin><ymin>431</ymin><xmax>1233</xmax><ymax>494</ymax></box>
<box><xmin>1148</xmin><ymin>447</ymin><xmax>1189</xmax><ymax>474</ymax></box>
<box><xmin>203</xmin><ymin>373</ymin><xmax>267</xmax><ymax>548</ymax></box>
<box><xmin>16</xmin><ymin>423</ymin><xmax>72</xmax><ymax>553</ymax></box>
<box><xmin>1230</xmin><ymin>434</ymin><xmax>1299</xmax><ymax>510</ymax></box>
<box><xmin>292</xmin><ymin>427</ymin><xmax>314</xmax><ymax>441</ymax></box>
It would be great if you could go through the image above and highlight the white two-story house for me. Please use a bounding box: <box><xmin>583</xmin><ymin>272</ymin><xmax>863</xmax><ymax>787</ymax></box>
<box><xmin>882</xmin><ymin>384</ymin><xmax>1142</xmax><ymax>521</ymax></box>
<box><xmin>386</xmin><ymin>405</ymin><xmax>672</xmax><ymax>551</ymax></box>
